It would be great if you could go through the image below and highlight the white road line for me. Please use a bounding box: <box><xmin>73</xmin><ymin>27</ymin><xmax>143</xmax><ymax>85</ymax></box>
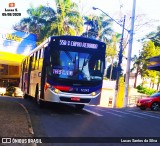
<box><xmin>147</xmin><ymin>110</ymin><xmax>160</xmax><ymax>114</ymax></box>
<box><xmin>107</xmin><ymin>109</ymin><xmax>146</xmax><ymax>119</ymax></box>
<box><xmin>127</xmin><ymin>110</ymin><xmax>160</xmax><ymax>119</ymax></box>
<box><xmin>96</xmin><ymin>108</ymin><xmax>124</xmax><ymax>118</ymax></box>
<box><xmin>83</xmin><ymin>108</ymin><xmax>103</xmax><ymax>116</ymax></box>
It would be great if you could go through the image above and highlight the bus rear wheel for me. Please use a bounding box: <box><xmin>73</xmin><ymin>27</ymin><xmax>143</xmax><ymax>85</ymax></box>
<box><xmin>75</xmin><ymin>104</ymin><xmax>85</xmax><ymax>110</ymax></box>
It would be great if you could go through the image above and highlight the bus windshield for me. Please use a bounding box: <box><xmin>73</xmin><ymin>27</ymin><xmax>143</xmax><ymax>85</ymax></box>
<box><xmin>47</xmin><ymin>50</ymin><xmax>104</xmax><ymax>82</ymax></box>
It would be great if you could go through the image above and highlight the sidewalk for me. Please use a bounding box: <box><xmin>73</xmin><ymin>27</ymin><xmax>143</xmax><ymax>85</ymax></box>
<box><xmin>0</xmin><ymin>97</ymin><xmax>34</xmax><ymax>146</ymax></box>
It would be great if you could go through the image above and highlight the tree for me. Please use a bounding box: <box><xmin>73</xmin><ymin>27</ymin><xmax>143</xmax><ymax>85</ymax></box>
<box><xmin>14</xmin><ymin>5</ymin><xmax>56</xmax><ymax>45</ymax></box>
<box><xmin>135</xmin><ymin>40</ymin><xmax>160</xmax><ymax>88</ymax></box>
<box><xmin>106</xmin><ymin>62</ymin><xmax>118</xmax><ymax>80</ymax></box>
<box><xmin>82</xmin><ymin>14</ymin><xmax>113</xmax><ymax>41</ymax></box>
<box><xmin>131</xmin><ymin>55</ymin><xmax>142</xmax><ymax>88</ymax></box>
<box><xmin>50</xmin><ymin>0</ymin><xmax>83</xmax><ymax>36</ymax></box>
<box><xmin>146</xmin><ymin>26</ymin><xmax>160</xmax><ymax>47</ymax></box>
<box><xmin>13</xmin><ymin>0</ymin><xmax>84</xmax><ymax>44</ymax></box>
<box><xmin>106</xmin><ymin>34</ymin><xmax>118</xmax><ymax>80</ymax></box>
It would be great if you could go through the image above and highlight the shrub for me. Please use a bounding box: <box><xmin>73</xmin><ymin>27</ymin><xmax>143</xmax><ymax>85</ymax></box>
<box><xmin>136</xmin><ymin>85</ymin><xmax>157</xmax><ymax>95</ymax></box>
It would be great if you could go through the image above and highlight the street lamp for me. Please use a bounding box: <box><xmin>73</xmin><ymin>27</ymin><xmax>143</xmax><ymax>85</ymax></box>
<box><xmin>92</xmin><ymin>7</ymin><xmax>129</xmax><ymax>32</ymax></box>
<box><xmin>93</xmin><ymin>7</ymin><xmax>128</xmax><ymax>107</ymax></box>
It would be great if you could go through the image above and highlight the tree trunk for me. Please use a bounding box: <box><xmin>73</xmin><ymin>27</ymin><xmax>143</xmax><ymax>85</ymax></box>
<box><xmin>157</xmin><ymin>82</ymin><xmax>159</xmax><ymax>91</ymax></box>
<box><xmin>134</xmin><ymin>71</ymin><xmax>138</xmax><ymax>88</ymax></box>
<box><xmin>149</xmin><ymin>82</ymin><xmax>151</xmax><ymax>89</ymax></box>
<box><xmin>103</xmin><ymin>57</ymin><xmax>107</xmax><ymax>77</ymax></box>
<box><xmin>109</xmin><ymin>58</ymin><xmax>114</xmax><ymax>80</ymax></box>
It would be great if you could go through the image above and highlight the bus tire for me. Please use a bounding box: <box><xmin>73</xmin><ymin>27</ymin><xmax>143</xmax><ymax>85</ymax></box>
<box><xmin>23</xmin><ymin>94</ymin><xmax>27</xmax><ymax>99</ymax></box>
<box><xmin>75</xmin><ymin>104</ymin><xmax>85</xmax><ymax>110</ymax></box>
<box><xmin>39</xmin><ymin>100</ymin><xmax>45</xmax><ymax>108</ymax></box>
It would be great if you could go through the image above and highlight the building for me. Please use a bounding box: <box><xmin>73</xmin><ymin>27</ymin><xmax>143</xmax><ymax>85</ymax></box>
<box><xmin>0</xmin><ymin>29</ymin><xmax>36</xmax><ymax>87</ymax></box>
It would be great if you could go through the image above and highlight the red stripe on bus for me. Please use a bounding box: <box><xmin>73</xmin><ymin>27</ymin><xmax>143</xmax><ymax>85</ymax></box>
<box><xmin>54</xmin><ymin>86</ymin><xmax>70</xmax><ymax>91</ymax></box>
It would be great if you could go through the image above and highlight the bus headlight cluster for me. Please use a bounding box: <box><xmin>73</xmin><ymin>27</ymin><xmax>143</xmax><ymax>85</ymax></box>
<box><xmin>51</xmin><ymin>86</ymin><xmax>60</xmax><ymax>93</ymax></box>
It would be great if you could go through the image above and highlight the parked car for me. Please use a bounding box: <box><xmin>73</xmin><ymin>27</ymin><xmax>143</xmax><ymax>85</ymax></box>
<box><xmin>5</xmin><ymin>86</ymin><xmax>23</xmax><ymax>97</ymax></box>
<box><xmin>137</xmin><ymin>92</ymin><xmax>160</xmax><ymax>111</ymax></box>
<box><xmin>0</xmin><ymin>87</ymin><xmax>6</xmax><ymax>96</ymax></box>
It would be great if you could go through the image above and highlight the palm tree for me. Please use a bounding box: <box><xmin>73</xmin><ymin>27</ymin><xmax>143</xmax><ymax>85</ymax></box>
<box><xmin>50</xmin><ymin>0</ymin><xmax>83</xmax><ymax>36</ymax></box>
<box><xmin>14</xmin><ymin>1</ymin><xmax>83</xmax><ymax>44</ymax></box>
<box><xmin>13</xmin><ymin>5</ymin><xmax>56</xmax><ymax>45</ymax></box>
<box><xmin>82</xmin><ymin>14</ymin><xmax>113</xmax><ymax>42</ymax></box>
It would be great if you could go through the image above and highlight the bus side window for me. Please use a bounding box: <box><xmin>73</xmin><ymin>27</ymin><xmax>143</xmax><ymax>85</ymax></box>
<box><xmin>31</xmin><ymin>53</ymin><xmax>35</xmax><ymax>70</ymax></box>
<box><xmin>40</xmin><ymin>48</ymin><xmax>44</xmax><ymax>58</ymax></box>
<box><xmin>35</xmin><ymin>51</ymin><xmax>39</xmax><ymax>70</ymax></box>
<box><xmin>36</xmin><ymin>50</ymin><xmax>40</xmax><ymax>69</ymax></box>
<box><xmin>39</xmin><ymin>48</ymin><xmax>44</xmax><ymax>69</ymax></box>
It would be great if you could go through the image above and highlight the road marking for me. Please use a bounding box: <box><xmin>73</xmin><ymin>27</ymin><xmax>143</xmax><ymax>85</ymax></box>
<box><xmin>83</xmin><ymin>108</ymin><xmax>103</xmax><ymax>116</ymax></box>
<box><xmin>147</xmin><ymin>110</ymin><xmax>160</xmax><ymax>114</ymax></box>
<box><xmin>107</xmin><ymin>109</ymin><xmax>146</xmax><ymax>119</ymax></box>
<box><xmin>96</xmin><ymin>108</ymin><xmax>124</xmax><ymax>118</ymax></box>
<box><xmin>127</xmin><ymin>110</ymin><xmax>160</xmax><ymax>119</ymax></box>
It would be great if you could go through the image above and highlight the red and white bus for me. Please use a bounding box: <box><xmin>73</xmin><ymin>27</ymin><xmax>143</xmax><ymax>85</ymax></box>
<box><xmin>20</xmin><ymin>36</ymin><xmax>106</xmax><ymax>109</ymax></box>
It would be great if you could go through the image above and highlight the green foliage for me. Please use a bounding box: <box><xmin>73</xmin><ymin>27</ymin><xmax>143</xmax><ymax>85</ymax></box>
<box><xmin>82</xmin><ymin>14</ymin><xmax>113</xmax><ymax>41</ymax></box>
<box><xmin>131</xmin><ymin>40</ymin><xmax>160</xmax><ymax>86</ymax></box>
<box><xmin>136</xmin><ymin>85</ymin><xmax>157</xmax><ymax>95</ymax></box>
<box><xmin>13</xmin><ymin>0</ymin><xmax>83</xmax><ymax>44</ymax></box>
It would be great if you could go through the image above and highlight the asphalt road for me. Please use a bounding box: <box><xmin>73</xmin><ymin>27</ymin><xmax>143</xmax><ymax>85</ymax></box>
<box><xmin>1</xmin><ymin>96</ymin><xmax>160</xmax><ymax>146</ymax></box>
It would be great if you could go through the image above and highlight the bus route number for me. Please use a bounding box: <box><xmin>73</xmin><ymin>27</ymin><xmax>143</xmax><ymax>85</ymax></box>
<box><xmin>59</xmin><ymin>40</ymin><xmax>67</xmax><ymax>46</ymax></box>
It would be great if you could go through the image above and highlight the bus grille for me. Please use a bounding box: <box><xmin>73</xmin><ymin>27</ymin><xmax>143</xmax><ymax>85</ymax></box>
<box><xmin>60</xmin><ymin>97</ymin><xmax>91</xmax><ymax>103</ymax></box>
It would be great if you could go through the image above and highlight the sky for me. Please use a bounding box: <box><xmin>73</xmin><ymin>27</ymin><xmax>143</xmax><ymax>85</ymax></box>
<box><xmin>0</xmin><ymin>0</ymin><xmax>159</xmax><ymax>56</ymax></box>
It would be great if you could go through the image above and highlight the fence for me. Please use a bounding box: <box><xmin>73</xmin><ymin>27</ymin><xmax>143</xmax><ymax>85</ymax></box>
<box><xmin>128</xmin><ymin>95</ymin><xmax>148</xmax><ymax>106</ymax></box>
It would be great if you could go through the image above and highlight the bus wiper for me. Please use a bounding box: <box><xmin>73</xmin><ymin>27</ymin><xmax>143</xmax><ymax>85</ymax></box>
<box><xmin>81</xmin><ymin>58</ymin><xmax>86</xmax><ymax>72</ymax></box>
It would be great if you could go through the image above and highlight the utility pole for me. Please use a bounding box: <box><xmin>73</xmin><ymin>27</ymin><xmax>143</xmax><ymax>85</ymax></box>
<box><xmin>124</xmin><ymin>0</ymin><xmax>136</xmax><ymax>107</ymax></box>
<box><xmin>113</xmin><ymin>15</ymin><xmax>126</xmax><ymax>108</ymax></box>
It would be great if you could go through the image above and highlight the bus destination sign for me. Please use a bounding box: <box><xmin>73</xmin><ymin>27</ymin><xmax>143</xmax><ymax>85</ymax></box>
<box><xmin>59</xmin><ymin>39</ymin><xmax>98</xmax><ymax>49</ymax></box>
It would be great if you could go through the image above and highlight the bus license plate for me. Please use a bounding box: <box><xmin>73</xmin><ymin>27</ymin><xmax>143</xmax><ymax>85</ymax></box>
<box><xmin>71</xmin><ymin>97</ymin><xmax>80</xmax><ymax>101</ymax></box>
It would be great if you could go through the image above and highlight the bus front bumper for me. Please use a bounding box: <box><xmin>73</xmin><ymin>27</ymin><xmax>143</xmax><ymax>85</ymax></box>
<box><xmin>43</xmin><ymin>89</ymin><xmax>101</xmax><ymax>105</ymax></box>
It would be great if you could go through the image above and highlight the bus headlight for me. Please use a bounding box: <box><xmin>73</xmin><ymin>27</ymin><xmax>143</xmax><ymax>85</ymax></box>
<box><xmin>51</xmin><ymin>86</ymin><xmax>60</xmax><ymax>93</ymax></box>
<box><xmin>91</xmin><ymin>89</ymin><xmax>101</xmax><ymax>96</ymax></box>
<box><xmin>54</xmin><ymin>88</ymin><xmax>60</xmax><ymax>93</ymax></box>
<box><xmin>91</xmin><ymin>92</ymin><xmax>96</xmax><ymax>96</ymax></box>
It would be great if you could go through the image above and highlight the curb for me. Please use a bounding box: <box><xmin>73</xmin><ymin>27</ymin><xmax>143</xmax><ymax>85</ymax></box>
<box><xmin>16</xmin><ymin>102</ymin><xmax>37</xmax><ymax>146</ymax></box>
<box><xmin>18</xmin><ymin>103</ymin><xmax>34</xmax><ymax>135</ymax></box>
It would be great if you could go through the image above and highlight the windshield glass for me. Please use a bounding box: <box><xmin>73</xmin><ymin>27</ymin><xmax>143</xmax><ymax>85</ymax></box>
<box><xmin>47</xmin><ymin>50</ymin><xmax>104</xmax><ymax>81</ymax></box>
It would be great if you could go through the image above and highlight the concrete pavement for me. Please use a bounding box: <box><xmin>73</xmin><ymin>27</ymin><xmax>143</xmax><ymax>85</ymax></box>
<box><xmin>0</xmin><ymin>97</ymin><xmax>35</xmax><ymax>146</ymax></box>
